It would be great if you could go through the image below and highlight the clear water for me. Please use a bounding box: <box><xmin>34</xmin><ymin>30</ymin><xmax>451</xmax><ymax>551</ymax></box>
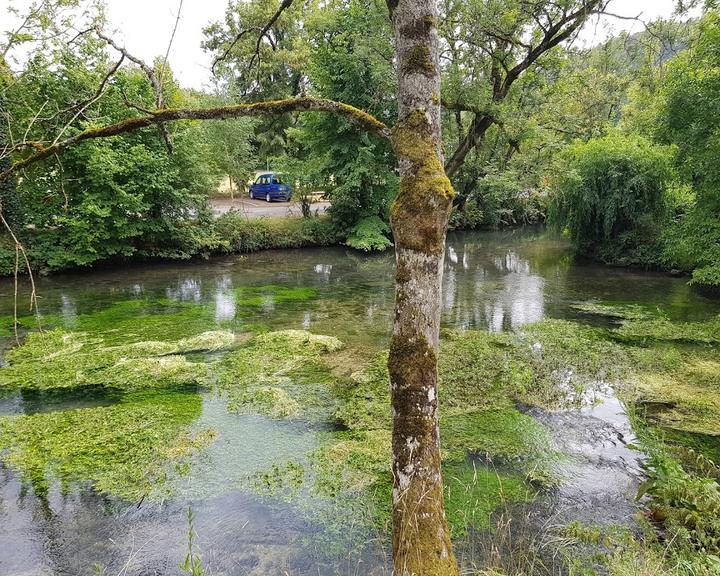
<box><xmin>1</xmin><ymin>227</ymin><xmax>718</xmax><ymax>576</ymax></box>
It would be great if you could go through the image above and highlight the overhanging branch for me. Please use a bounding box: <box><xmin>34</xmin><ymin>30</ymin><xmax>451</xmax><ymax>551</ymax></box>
<box><xmin>0</xmin><ymin>97</ymin><xmax>392</xmax><ymax>180</ymax></box>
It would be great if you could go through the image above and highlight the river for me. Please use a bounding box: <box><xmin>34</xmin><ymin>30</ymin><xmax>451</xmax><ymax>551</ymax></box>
<box><xmin>0</xmin><ymin>227</ymin><xmax>718</xmax><ymax>575</ymax></box>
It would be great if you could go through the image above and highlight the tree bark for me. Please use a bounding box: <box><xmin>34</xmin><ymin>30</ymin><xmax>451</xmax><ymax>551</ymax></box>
<box><xmin>387</xmin><ymin>1</ymin><xmax>459</xmax><ymax>574</ymax></box>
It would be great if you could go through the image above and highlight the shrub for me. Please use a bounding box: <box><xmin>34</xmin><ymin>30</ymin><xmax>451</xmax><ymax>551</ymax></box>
<box><xmin>549</xmin><ymin>133</ymin><xmax>674</xmax><ymax>256</ymax></box>
<box><xmin>212</xmin><ymin>212</ymin><xmax>341</xmax><ymax>253</ymax></box>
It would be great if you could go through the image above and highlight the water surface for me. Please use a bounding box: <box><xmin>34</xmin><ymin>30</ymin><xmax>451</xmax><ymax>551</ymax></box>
<box><xmin>1</xmin><ymin>227</ymin><xmax>718</xmax><ymax>575</ymax></box>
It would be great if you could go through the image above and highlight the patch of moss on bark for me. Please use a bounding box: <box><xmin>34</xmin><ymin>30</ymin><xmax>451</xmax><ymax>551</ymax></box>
<box><xmin>403</xmin><ymin>44</ymin><xmax>436</xmax><ymax>76</ymax></box>
<box><xmin>391</xmin><ymin>110</ymin><xmax>454</xmax><ymax>254</ymax></box>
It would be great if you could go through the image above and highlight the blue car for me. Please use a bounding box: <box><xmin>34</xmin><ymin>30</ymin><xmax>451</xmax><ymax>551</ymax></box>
<box><xmin>249</xmin><ymin>172</ymin><xmax>292</xmax><ymax>202</ymax></box>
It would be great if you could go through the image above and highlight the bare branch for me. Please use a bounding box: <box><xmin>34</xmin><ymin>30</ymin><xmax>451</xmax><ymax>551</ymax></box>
<box><xmin>159</xmin><ymin>0</ymin><xmax>185</xmax><ymax>91</ymax></box>
<box><xmin>212</xmin><ymin>0</ymin><xmax>294</xmax><ymax>75</ymax></box>
<box><xmin>94</xmin><ymin>28</ymin><xmax>174</xmax><ymax>152</ymax></box>
<box><xmin>0</xmin><ymin>206</ymin><xmax>41</xmax><ymax>343</ymax></box>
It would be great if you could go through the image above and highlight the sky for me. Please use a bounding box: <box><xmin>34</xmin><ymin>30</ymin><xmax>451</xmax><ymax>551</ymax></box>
<box><xmin>0</xmin><ymin>0</ymin><xmax>694</xmax><ymax>90</ymax></box>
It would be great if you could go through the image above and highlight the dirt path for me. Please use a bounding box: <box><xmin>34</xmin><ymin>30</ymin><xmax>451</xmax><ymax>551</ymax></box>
<box><xmin>211</xmin><ymin>198</ymin><xmax>331</xmax><ymax>218</ymax></box>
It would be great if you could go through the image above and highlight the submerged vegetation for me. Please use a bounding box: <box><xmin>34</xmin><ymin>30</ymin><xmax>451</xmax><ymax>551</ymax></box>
<box><xmin>0</xmin><ymin>287</ymin><xmax>718</xmax><ymax>573</ymax></box>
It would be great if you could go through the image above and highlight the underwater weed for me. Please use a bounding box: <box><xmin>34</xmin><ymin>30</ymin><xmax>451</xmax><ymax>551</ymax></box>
<box><xmin>0</xmin><ymin>329</ymin><xmax>232</xmax><ymax>391</ymax></box>
<box><xmin>0</xmin><ymin>390</ymin><xmax>213</xmax><ymax>500</ymax></box>
<box><xmin>216</xmin><ymin>330</ymin><xmax>342</xmax><ymax>419</ymax></box>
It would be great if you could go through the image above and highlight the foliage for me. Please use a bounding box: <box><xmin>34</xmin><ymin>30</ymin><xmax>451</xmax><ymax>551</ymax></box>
<box><xmin>550</xmin><ymin>133</ymin><xmax>674</xmax><ymax>257</ymax></box>
<box><xmin>296</xmin><ymin>0</ymin><xmax>398</xmax><ymax>244</ymax></box>
<box><xmin>345</xmin><ymin>216</ymin><xmax>393</xmax><ymax>252</ymax></box>
<box><xmin>654</xmin><ymin>12</ymin><xmax>720</xmax><ymax>285</ymax></box>
<box><xmin>639</xmin><ymin>450</ymin><xmax>720</xmax><ymax>555</ymax></box>
<box><xmin>212</xmin><ymin>212</ymin><xmax>341</xmax><ymax>253</ymax></box>
<box><xmin>1</xmin><ymin>32</ymin><xmax>223</xmax><ymax>272</ymax></box>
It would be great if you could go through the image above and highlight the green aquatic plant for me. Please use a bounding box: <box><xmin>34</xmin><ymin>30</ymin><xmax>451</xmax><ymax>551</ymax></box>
<box><xmin>0</xmin><ymin>390</ymin><xmax>213</xmax><ymax>500</ymax></box>
<box><xmin>443</xmin><ymin>461</ymin><xmax>535</xmax><ymax>537</ymax></box>
<box><xmin>441</xmin><ymin>405</ymin><xmax>558</xmax><ymax>480</ymax></box>
<box><xmin>0</xmin><ymin>329</ymin><xmax>233</xmax><ymax>391</ymax></box>
<box><xmin>216</xmin><ymin>330</ymin><xmax>343</xmax><ymax>419</ymax></box>
<box><xmin>232</xmin><ymin>285</ymin><xmax>319</xmax><ymax>307</ymax></box>
<box><xmin>317</xmin><ymin>327</ymin><xmax>570</xmax><ymax>535</ymax></box>
<box><xmin>574</xmin><ymin>302</ymin><xmax>720</xmax><ymax>344</ymax></box>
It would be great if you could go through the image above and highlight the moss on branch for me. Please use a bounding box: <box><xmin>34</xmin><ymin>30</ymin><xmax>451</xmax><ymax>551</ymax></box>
<box><xmin>1</xmin><ymin>97</ymin><xmax>392</xmax><ymax>181</ymax></box>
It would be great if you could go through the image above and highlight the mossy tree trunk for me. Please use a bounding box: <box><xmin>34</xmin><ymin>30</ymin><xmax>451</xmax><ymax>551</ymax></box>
<box><xmin>386</xmin><ymin>1</ymin><xmax>458</xmax><ymax>574</ymax></box>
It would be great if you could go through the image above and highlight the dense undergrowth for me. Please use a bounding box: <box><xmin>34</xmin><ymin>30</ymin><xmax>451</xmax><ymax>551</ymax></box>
<box><xmin>0</xmin><ymin>296</ymin><xmax>718</xmax><ymax>574</ymax></box>
<box><xmin>0</xmin><ymin>212</ymin><xmax>344</xmax><ymax>276</ymax></box>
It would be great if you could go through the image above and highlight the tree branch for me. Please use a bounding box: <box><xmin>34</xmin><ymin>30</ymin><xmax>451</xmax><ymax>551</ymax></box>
<box><xmin>0</xmin><ymin>97</ymin><xmax>392</xmax><ymax>180</ymax></box>
<box><xmin>93</xmin><ymin>27</ymin><xmax>174</xmax><ymax>152</ymax></box>
<box><xmin>444</xmin><ymin>0</ymin><xmax>608</xmax><ymax>177</ymax></box>
<box><xmin>211</xmin><ymin>0</ymin><xmax>293</xmax><ymax>75</ymax></box>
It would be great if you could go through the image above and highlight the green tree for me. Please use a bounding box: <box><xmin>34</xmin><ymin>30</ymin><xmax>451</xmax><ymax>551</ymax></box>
<box><xmin>298</xmin><ymin>0</ymin><xmax>397</xmax><ymax>249</ymax></box>
<box><xmin>655</xmin><ymin>12</ymin><xmax>720</xmax><ymax>285</ymax></box>
<box><xmin>3</xmin><ymin>31</ymin><xmax>219</xmax><ymax>270</ymax></box>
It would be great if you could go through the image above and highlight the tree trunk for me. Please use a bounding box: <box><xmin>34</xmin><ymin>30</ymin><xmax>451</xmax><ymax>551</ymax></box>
<box><xmin>386</xmin><ymin>1</ymin><xmax>459</xmax><ymax>575</ymax></box>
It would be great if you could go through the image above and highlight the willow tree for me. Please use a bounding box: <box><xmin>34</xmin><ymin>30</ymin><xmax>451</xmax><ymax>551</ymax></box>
<box><xmin>2</xmin><ymin>0</ymin><xmax>610</xmax><ymax>573</ymax></box>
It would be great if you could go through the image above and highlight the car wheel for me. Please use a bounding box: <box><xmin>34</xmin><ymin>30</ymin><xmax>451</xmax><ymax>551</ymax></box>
<box><xmin>266</xmin><ymin>193</ymin><xmax>271</xmax><ymax>202</ymax></box>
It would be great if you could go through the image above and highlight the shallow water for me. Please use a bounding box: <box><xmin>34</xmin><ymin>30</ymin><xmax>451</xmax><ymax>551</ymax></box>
<box><xmin>1</xmin><ymin>227</ymin><xmax>719</xmax><ymax>576</ymax></box>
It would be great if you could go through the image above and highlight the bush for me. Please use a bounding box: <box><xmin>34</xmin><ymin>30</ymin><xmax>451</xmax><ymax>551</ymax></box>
<box><xmin>449</xmin><ymin>171</ymin><xmax>547</xmax><ymax>231</ymax></box>
<box><xmin>213</xmin><ymin>212</ymin><xmax>342</xmax><ymax>253</ymax></box>
<box><xmin>549</xmin><ymin>133</ymin><xmax>674</xmax><ymax>256</ymax></box>
<box><xmin>652</xmin><ymin>13</ymin><xmax>720</xmax><ymax>286</ymax></box>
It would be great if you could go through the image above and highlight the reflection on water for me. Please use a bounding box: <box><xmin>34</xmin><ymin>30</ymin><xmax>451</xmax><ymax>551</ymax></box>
<box><xmin>2</xmin><ymin>228</ymin><xmax>716</xmax><ymax>353</ymax></box>
<box><xmin>1</xmin><ymin>227</ymin><xmax>719</xmax><ymax>576</ymax></box>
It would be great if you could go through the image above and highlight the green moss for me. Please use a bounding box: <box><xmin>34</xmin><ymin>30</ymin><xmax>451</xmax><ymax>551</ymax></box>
<box><xmin>320</xmin><ymin>328</ymin><xmax>566</xmax><ymax>534</ymax></box>
<box><xmin>312</xmin><ymin>430</ymin><xmax>391</xmax><ymax>497</ymax></box>
<box><xmin>632</xmin><ymin>355</ymin><xmax>720</xmax><ymax>436</ymax></box>
<box><xmin>391</xmin><ymin>110</ymin><xmax>454</xmax><ymax>254</ymax></box>
<box><xmin>0</xmin><ymin>390</ymin><xmax>213</xmax><ymax>500</ymax></box>
<box><xmin>575</xmin><ymin>302</ymin><xmax>720</xmax><ymax>344</ymax></box>
<box><xmin>250</xmin><ymin>461</ymin><xmax>306</xmax><ymax>498</ymax></box>
<box><xmin>403</xmin><ymin>44</ymin><xmax>436</xmax><ymax>76</ymax></box>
